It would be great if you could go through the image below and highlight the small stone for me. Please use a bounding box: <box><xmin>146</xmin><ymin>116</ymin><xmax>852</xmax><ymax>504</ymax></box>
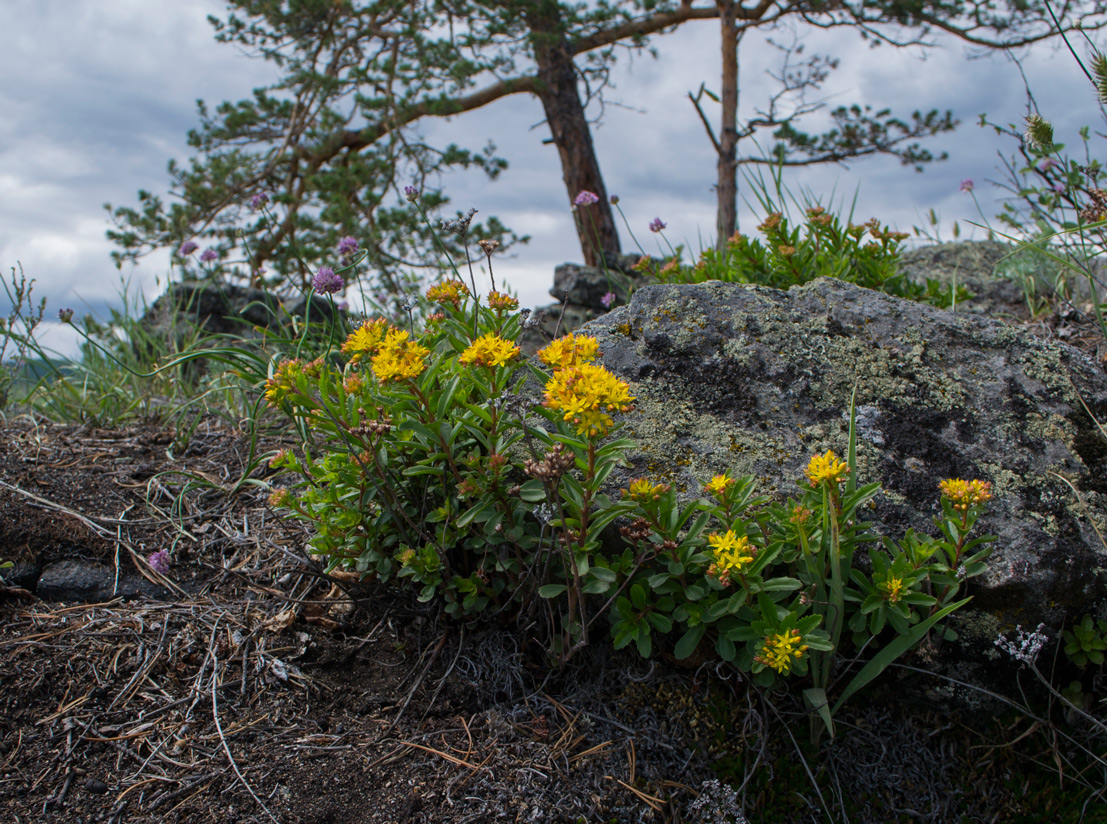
<box><xmin>85</xmin><ymin>778</ymin><xmax>109</xmax><ymax>794</ymax></box>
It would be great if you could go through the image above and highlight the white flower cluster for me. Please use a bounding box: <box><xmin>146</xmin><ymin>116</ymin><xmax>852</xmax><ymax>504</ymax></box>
<box><xmin>688</xmin><ymin>779</ymin><xmax>750</xmax><ymax>824</ymax></box>
<box><xmin>994</xmin><ymin>623</ymin><xmax>1048</xmax><ymax>665</ymax></box>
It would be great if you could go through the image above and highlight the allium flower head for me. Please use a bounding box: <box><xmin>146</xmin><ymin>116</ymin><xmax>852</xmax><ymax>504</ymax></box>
<box><xmin>57</xmin><ymin>308</ymin><xmax>74</xmax><ymax>324</ymax></box>
<box><xmin>146</xmin><ymin>549</ymin><xmax>171</xmax><ymax>575</ymax></box>
<box><xmin>609</xmin><ymin>194</ymin><xmax>620</xmax><ymax>205</ymax></box>
<box><xmin>543</xmin><ymin>362</ymin><xmax>634</xmax><ymax>438</ymax></box>
<box><xmin>574</xmin><ymin>190</ymin><xmax>600</xmax><ymax>207</ymax></box>
<box><xmin>371</xmin><ymin>328</ymin><xmax>429</xmax><ymax>383</ymax></box>
<box><xmin>600</xmin><ymin>291</ymin><xmax>616</xmax><ymax>309</ymax></box>
<box><xmin>336</xmin><ymin>236</ymin><xmax>359</xmax><ymax>257</ymax></box>
<box><xmin>250</xmin><ymin>192</ymin><xmax>269</xmax><ymax>210</ymax></box>
<box><xmin>459</xmin><ymin>334</ymin><xmax>521</xmax><ymax>368</ymax></box>
<box><xmin>312</xmin><ymin>266</ymin><xmax>344</xmax><ymax>295</ymax></box>
<box><xmin>805</xmin><ymin>450</ymin><xmax>849</xmax><ymax>487</ymax></box>
<box><xmin>404</xmin><ymin>185</ymin><xmax>420</xmax><ymax>202</ymax></box>
<box><xmin>425</xmin><ymin>279</ymin><xmax>470</xmax><ymax>309</ymax></box>
<box><xmin>178</xmin><ymin>241</ymin><xmax>199</xmax><ymax>256</ymax></box>
<box><xmin>756</xmin><ymin>629</ymin><xmax>809</xmax><ymax>675</ymax></box>
<box><xmin>649</xmin><ymin>217</ymin><xmax>667</xmax><ymax>233</ymax></box>
<box><xmin>960</xmin><ymin>179</ymin><xmax>974</xmax><ymax>194</ymax></box>
<box><xmin>342</xmin><ymin>318</ymin><xmax>391</xmax><ymax>364</ymax></box>
<box><xmin>706</xmin><ymin>530</ymin><xmax>756</xmax><ymax>585</ymax></box>
<box><xmin>200</xmin><ymin>248</ymin><xmax>219</xmax><ymax>263</ymax></box>
<box><xmin>939</xmin><ymin>478</ymin><xmax>992</xmax><ymax>511</ymax></box>
<box><xmin>537</xmin><ymin>334</ymin><xmax>599</xmax><ymax>370</ymax></box>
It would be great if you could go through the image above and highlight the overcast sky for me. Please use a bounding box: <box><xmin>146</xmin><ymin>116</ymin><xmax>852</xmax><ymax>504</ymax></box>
<box><xmin>2</xmin><ymin>1</ymin><xmax>1102</xmax><ymax>358</ymax></box>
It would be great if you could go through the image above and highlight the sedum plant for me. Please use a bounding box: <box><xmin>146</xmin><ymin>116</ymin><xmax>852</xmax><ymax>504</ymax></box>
<box><xmin>264</xmin><ymin>269</ymin><xmax>996</xmax><ymax>739</ymax></box>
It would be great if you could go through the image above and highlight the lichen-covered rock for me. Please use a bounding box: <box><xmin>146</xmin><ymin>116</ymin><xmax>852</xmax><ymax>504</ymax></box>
<box><xmin>581</xmin><ymin>278</ymin><xmax>1107</xmax><ymax>640</ymax></box>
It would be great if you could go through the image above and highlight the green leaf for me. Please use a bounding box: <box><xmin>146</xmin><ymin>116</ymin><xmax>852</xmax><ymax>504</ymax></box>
<box><xmin>518</xmin><ymin>479</ymin><xmax>548</xmax><ymax>502</ymax></box>
<box><xmin>538</xmin><ymin>584</ymin><xmax>568</xmax><ymax>599</ymax></box>
<box><xmin>630</xmin><ymin>584</ymin><xmax>647</xmax><ymax>610</ymax></box>
<box><xmin>590</xmin><ymin>566</ymin><xmax>617</xmax><ymax>583</ymax></box>
<box><xmin>582</xmin><ymin>579</ymin><xmax>611</xmax><ymax>594</ymax></box>
<box><xmin>804</xmin><ymin>687</ymin><xmax>835</xmax><ymax>739</ymax></box>
<box><xmin>832</xmin><ymin>597</ymin><xmax>971</xmax><ymax>716</ymax></box>
<box><xmin>674</xmin><ymin>625</ymin><xmax>706</xmax><ymax>660</ymax></box>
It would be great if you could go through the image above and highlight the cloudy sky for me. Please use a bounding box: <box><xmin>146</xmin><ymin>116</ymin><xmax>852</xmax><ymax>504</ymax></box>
<box><xmin>2</xmin><ymin>1</ymin><xmax>1102</xmax><ymax>358</ymax></box>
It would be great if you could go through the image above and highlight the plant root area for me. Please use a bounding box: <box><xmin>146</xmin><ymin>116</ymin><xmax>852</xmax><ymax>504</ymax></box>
<box><xmin>0</xmin><ymin>417</ymin><xmax>1100</xmax><ymax>823</ymax></box>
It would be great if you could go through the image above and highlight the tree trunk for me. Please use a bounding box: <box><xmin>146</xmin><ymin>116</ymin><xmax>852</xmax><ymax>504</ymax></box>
<box><xmin>527</xmin><ymin>2</ymin><xmax>620</xmax><ymax>268</ymax></box>
<box><xmin>716</xmin><ymin>0</ymin><xmax>740</xmax><ymax>250</ymax></box>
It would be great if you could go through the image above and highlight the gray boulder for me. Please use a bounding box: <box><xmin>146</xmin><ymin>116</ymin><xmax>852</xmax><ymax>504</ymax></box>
<box><xmin>579</xmin><ymin>277</ymin><xmax>1107</xmax><ymax>668</ymax></box>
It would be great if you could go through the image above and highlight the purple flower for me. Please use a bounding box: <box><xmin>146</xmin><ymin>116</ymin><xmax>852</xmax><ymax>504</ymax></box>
<box><xmin>58</xmin><ymin>308</ymin><xmax>74</xmax><ymax>324</ymax></box>
<box><xmin>404</xmin><ymin>185</ymin><xmax>420</xmax><ymax>202</ymax></box>
<box><xmin>200</xmin><ymin>248</ymin><xmax>218</xmax><ymax>263</ymax></box>
<box><xmin>178</xmin><ymin>241</ymin><xmax>198</xmax><ymax>256</ymax></box>
<box><xmin>601</xmin><ymin>291</ymin><xmax>616</xmax><ymax>309</ymax></box>
<box><xmin>312</xmin><ymin>266</ymin><xmax>344</xmax><ymax>295</ymax></box>
<box><xmin>336</xmin><ymin>300</ymin><xmax>349</xmax><ymax>312</ymax></box>
<box><xmin>1038</xmin><ymin>157</ymin><xmax>1059</xmax><ymax>172</ymax></box>
<box><xmin>1052</xmin><ymin>182</ymin><xmax>1066</xmax><ymax>194</ymax></box>
<box><xmin>146</xmin><ymin>550</ymin><xmax>170</xmax><ymax>575</ymax></box>
<box><xmin>574</xmin><ymin>190</ymin><xmax>600</xmax><ymax>207</ymax></box>
<box><xmin>649</xmin><ymin>217</ymin><xmax>667</xmax><ymax>233</ymax></box>
<box><xmin>250</xmin><ymin>192</ymin><xmax>269</xmax><ymax>210</ymax></box>
<box><xmin>336</xmin><ymin>236</ymin><xmax>359</xmax><ymax>257</ymax></box>
<box><xmin>960</xmin><ymin>179</ymin><xmax>974</xmax><ymax>194</ymax></box>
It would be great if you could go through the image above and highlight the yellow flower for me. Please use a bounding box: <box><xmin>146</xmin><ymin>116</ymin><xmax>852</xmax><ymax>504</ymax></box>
<box><xmin>264</xmin><ymin>358</ymin><xmax>303</xmax><ymax>406</ymax></box>
<box><xmin>805</xmin><ymin>450</ymin><xmax>849</xmax><ymax>487</ymax></box>
<box><xmin>624</xmin><ymin>478</ymin><xmax>669</xmax><ymax>503</ymax></box>
<box><xmin>371</xmin><ymin>328</ymin><xmax>429</xmax><ymax>383</ymax></box>
<box><xmin>425</xmin><ymin>279</ymin><xmax>470</xmax><ymax>309</ymax></box>
<box><xmin>757</xmin><ymin>629</ymin><xmax>809</xmax><ymax>675</ymax></box>
<box><xmin>939</xmin><ymin>478</ymin><xmax>993</xmax><ymax>511</ymax></box>
<box><xmin>459</xmin><ymin>334</ymin><xmax>521</xmax><ymax>368</ymax></box>
<box><xmin>704</xmin><ymin>474</ymin><xmax>735</xmax><ymax>497</ymax></box>
<box><xmin>487</xmin><ymin>291</ymin><xmax>520</xmax><ymax>312</ymax></box>
<box><xmin>342</xmin><ymin>318</ymin><xmax>390</xmax><ymax>364</ymax></box>
<box><xmin>879</xmin><ymin>576</ymin><xmax>906</xmax><ymax>604</ymax></box>
<box><xmin>543</xmin><ymin>362</ymin><xmax>634</xmax><ymax>438</ymax></box>
<box><xmin>538</xmin><ymin>334</ymin><xmax>599</xmax><ymax>370</ymax></box>
<box><xmin>706</xmin><ymin>530</ymin><xmax>756</xmax><ymax>584</ymax></box>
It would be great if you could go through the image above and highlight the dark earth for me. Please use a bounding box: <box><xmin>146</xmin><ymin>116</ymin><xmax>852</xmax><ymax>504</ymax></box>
<box><xmin>2</xmin><ymin>274</ymin><xmax>1106</xmax><ymax>822</ymax></box>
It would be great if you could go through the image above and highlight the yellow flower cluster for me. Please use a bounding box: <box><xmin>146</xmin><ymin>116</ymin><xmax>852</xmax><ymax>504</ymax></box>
<box><xmin>459</xmin><ymin>334</ymin><xmax>520</xmax><ymax>368</ymax></box>
<box><xmin>487</xmin><ymin>290</ymin><xmax>519</xmax><ymax>312</ymax></box>
<box><xmin>543</xmin><ymin>362</ymin><xmax>634</xmax><ymax>438</ymax></box>
<box><xmin>624</xmin><ymin>478</ymin><xmax>669</xmax><ymax>503</ymax></box>
<box><xmin>425</xmin><ymin>279</ymin><xmax>470</xmax><ymax>308</ymax></box>
<box><xmin>706</xmin><ymin>530</ymin><xmax>756</xmax><ymax>584</ymax></box>
<box><xmin>342</xmin><ymin>318</ymin><xmax>390</xmax><ymax>364</ymax></box>
<box><xmin>538</xmin><ymin>334</ymin><xmax>599</xmax><ymax>370</ymax></box>
<box><xmin>372</xmin><ymin>328</ymin><xmax>429</xmax><ymax>383</ymax></box>
<box><xmin>879</xmin><ymin>575</ymin><xmax>906</xmax><ymax>604</ymax></box>
<box><xmin>757</xmin><ymin>629</ymin><xmax>809</xmax><ymax>674</ymax></box>
<box><xmin>704</xmin><ymin>474</ymin><xmax>735</xmax><ymax>497</ymax></box>
<box><xmin>939</xmin><ymin>478</ymin><xmax>993</xmax><ymax>511</ymax></box>
<box><xmin>805</xmin><ymin>450</ymin><xmax>849</xmax><ymax>487</ymax></box>
<box><xmin>264</xmin><ymin>358</ymin><xmax>323</xmax><ymax>405</ymax></box>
